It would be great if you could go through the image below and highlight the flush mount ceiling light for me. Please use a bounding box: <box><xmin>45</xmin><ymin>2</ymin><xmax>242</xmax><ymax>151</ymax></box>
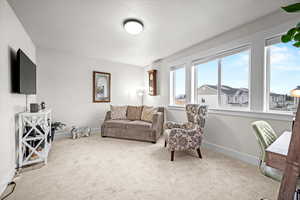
<box><xmin>123</xmin><ymin>19</ymin><xmax>144</xmax><ymax>35</ymax></box>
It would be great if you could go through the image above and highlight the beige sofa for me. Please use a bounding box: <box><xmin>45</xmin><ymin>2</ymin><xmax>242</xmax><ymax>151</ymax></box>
<box><xmin>101</xmin><ymin>107</ymin><xmax>164</xmax><ymax>143</ymax></box>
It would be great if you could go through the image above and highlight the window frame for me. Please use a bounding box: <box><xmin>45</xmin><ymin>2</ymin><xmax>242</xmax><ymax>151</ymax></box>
<box><xmin>192</xmin><ymin>45</ymin><xmax>251</xmax><ymax>110</ymax></box>
<box><xmin>265</xmin><ymin>35</ymin><xmax>296</xmax><ymax>114</ymax></box>
<box><xmin>169</xmin><ymin>65</ymin><xmax>186</xmax><ymax>106</ymax></box>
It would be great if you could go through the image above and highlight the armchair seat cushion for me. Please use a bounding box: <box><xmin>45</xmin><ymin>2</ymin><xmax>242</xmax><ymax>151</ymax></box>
<box><xmin>165</xmin><ymin>121</ymin><xmax>195</xmax><ymax>130</ymax></box>
<box><xmin>165</xmin><ymin>128</ymin><xmax>203</xmax><ymax>151</ymax></box>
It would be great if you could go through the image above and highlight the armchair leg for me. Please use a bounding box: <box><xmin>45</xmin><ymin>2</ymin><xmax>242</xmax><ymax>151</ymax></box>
<box><xmin>171</xmin><ymin>151</ymin><xmax>175</xmax><ymax>161</ymax></box>
<box><xmin>196</xmin><ymin>148</ymin><xmax>202</xmax><ymax>159</ymax></box>
<box><xmin>164</xmin><ymin>140</ymin><xmax>167</xmax><ymax>147</ymax></box>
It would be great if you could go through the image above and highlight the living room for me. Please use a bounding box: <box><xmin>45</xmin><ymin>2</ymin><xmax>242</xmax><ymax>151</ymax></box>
<box><xmin>1</xmin><ymin>0</ymin><xmax>300</xmax><ymax>199</ymax></box>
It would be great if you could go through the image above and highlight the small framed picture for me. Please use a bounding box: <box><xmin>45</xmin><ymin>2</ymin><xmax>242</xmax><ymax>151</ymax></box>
<box><xmin>148</xmin><ymin>69</ymin><xmax>157</xmax><ymax>96</ymax></box>
<box><xmin>93</xmin><ymin>71</ymin><xmax>111</xmax><ymax>103</ymax></box>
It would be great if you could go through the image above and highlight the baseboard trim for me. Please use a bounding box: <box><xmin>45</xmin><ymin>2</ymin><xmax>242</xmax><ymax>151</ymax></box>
<box><xmin>0</xmin><ymin>168</ymin><xmax>15</xmax><ymax>197</ymax></box>
<box><xmin>202</xmin><ymin>140</ymin><xmax>259</xmax><ymax>166</ymax></box>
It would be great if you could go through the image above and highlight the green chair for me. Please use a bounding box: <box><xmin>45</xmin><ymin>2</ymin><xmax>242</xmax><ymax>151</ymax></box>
<box><xmin>252</xmin><ymin>121</ymin><xmax>300</xmax><ymax>199</ymax></box>
<box><xmin>251</xmin><ymin>120</ymin><xmax>282</xmax><ymax>181</ymax></box>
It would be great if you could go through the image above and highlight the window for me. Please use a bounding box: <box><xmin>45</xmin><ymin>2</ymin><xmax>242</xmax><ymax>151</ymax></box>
<box><xmin>194</xmin><ymin>48</ymin><xmax>250</xmax><ymax>109</ymax></box>
<box><xmin>195</xmin><ymin>60</ymin><xmax>218</xmax><ymax>108</ymax></box>
<box><xmin>266</xmin><ymin>39</ymin><xmax>300</xmax><ymax>113</ymax></box>
<box><xmin>170</xmin><ymin>67</ymin><xmax>186</xmax><ymax>106</ymax></box>
<box><xmin>221</xmin><ymin>51</ymin><xmax>250</xmax><ymax>108</ymax></box>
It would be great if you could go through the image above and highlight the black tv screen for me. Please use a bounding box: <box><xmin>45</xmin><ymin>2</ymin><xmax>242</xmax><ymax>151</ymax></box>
<box><xmin>13</xmin><ymin>49</ymin><xmax>36</xmax><ymax>94</ymax></box>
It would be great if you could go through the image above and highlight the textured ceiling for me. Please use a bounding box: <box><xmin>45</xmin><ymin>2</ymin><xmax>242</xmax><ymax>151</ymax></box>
<box><xmin>8</xmin><ymin>0</ymin><xmax>296</xmax><ymax>66</ymax></box>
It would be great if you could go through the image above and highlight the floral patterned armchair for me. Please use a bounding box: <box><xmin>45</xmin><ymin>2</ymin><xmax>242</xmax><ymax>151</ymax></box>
<box><xmin>164</xmin><ymin>104</ymin><xmax>208</xmax><ymax>161</ymax></box>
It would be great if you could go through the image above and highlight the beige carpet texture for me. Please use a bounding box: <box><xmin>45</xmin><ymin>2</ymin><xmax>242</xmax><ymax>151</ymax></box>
<box><xmin>5</xmin><ymin>135</ymin><xmax>279</xmax><ymax>200</ymax></box>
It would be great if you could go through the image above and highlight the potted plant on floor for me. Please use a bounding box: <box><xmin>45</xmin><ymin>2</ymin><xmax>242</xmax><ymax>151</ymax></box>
<box><xmin>50</xmin><ymin>122</ymin><xmax>66</xmax><ymax>142</ymax></box>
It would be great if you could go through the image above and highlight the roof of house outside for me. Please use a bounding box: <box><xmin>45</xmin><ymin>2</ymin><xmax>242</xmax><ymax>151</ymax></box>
<box><xmin>198</xmin><ymin>84</ymin><xmax>284</xmax><ymax>97</ymax></box>
<box><xmin>198</xmin><ymin>85</ymin><xmax>248</xmax><ymax>96</ymax></box>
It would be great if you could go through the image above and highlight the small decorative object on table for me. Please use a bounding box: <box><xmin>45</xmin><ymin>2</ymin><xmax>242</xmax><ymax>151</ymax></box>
<box><xmin>71</xmin><ymin>126</ymin><xmax>91</xmax><ymax>139</ymax></box>
<box><xmin>40</xmin><ymin>101</ymin><xmax>46</xmax><ymax>110</ymax></box>
<box><xmin>30</xmin><ymin>103</ymin><xmax>39</xmax><ymax>113</ymax></box>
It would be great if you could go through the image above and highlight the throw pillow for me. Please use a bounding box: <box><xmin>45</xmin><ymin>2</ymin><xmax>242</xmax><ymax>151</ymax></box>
<box><xmin>127</xmin><ymin>106</ymin><xmax>143</xmax><ymax>120</ymax></box>
<box><xmin>110</xmin><ymin>105</ymin><xmax>127</xmax><ymax>120</ymax></box>
<box><xmin>141</xmin><ymin>106</ymin><xmax>157</xmax><ymax>122</ymax></box>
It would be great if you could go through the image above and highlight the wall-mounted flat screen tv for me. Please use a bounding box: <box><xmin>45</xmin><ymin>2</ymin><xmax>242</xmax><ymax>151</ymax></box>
<box><xmin>12</xmin><ymin>49</ymin><xmax>36</xmax><ymax>94</ymax></box>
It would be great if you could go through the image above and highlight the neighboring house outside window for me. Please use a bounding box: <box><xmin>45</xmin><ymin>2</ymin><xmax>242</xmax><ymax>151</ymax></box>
<box><xmin>168</xmin><ymin>34</ymin><xmax>299</xmax><ymax>116</ymax></box>
<box><xmin>197</xmin><ymin>85</ymin><xmax>249</xmax><ymax>108</ymax></box>
<box><xmin>194</xmin><ymin>47</ymin><xmax>250</xmax><ymax>110</ymax></box>
<box><xmin>196</xmin><ymin>60</ymin><xmax>218</xmax><ymax>108</ymax></box>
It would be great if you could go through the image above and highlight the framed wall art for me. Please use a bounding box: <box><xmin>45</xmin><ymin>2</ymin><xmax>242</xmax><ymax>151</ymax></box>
<box><xmin>148</xmin><ymin>69</ymin><xmax>157</xmax><ymax>96</ymax></box>
<box><xmin>93</xmin><ymin>71</ymin><xmax>111</xmax><ymax>103</ymax></box>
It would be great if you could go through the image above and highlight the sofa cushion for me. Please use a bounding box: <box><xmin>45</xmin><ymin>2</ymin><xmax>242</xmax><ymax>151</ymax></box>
<box><xmin>141</xmin><ymin>106</ymin><xmax>157</xmax><ymax>122</ymax></box>
<box><xmin>104</xmin><ymin>120</ymin><xmax>152</xmax><ymax>130</ymax></box>
<box><xmin>104</xmin><ymin>120</ymin><xmax>131</xmax><ymax>128</ymax></box>
<box><xmin>127</xmin><ymin>120</ymin><xmax>152</xmax><ymax>129</ymax></box>
<box><xmin>127</xmin><ymin>106</ymin><xmax>143</xmax><ymax>120</ymax></box>
<box><xmin>110</xmin><ymin>105</ymin><xmax>127</xmax><ymax>120</ymax></box>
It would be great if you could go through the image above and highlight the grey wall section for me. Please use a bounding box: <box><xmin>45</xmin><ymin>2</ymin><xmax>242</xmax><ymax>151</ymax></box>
<box><xmin>37</xmin><ymin>47</ymin><xmax>144</xmax><ymax>129</ymax></box>
<box><xmin>143</xmin><ymin>10</ymin><xmax>298</xmax><ymax>165</ymax></box>
<box><xmin>0</xmin><ymin>0</ymin><xmax>36</xmax><ymax>194</ymax></box>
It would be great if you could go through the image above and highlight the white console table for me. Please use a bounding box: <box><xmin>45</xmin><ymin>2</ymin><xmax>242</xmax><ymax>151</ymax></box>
<box><xmin>18</xmin><ymin>110</ymin><xmax>52</xmax><ymax>168</ymax></box>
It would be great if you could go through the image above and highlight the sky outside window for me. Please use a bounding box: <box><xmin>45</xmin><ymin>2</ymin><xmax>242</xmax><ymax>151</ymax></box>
<box><xmin>174</xmin><ymin>67</ymin><xmax>186</xmax><ymax>105</ymax></box>
<box><xmin>269</xmin><ymin>42</ymin><xmax>300</xmax><ymax>95</ymax></box>
<box><xmin>221</xmin><ymin>51</ymin><xmax>249</xmax><ymax>89</ymax></box>
<box><xmin>221</xmin><ymin>51</ymin><xmax>250</xmax><ymax>108</ymax></box>
<box><xmin>196</xmin><ymin>60</ymin><xmax>218</xmax><ymax>107</ymax></box>
<box><xmin>269</xmin><ymin>42</ymin><xmax>300</xmax><ymax>112</ymax></box>
<box><xmin>197</xmin><ymin>60</ymin><xmax>218</xmax><ymax>88</ymax></box>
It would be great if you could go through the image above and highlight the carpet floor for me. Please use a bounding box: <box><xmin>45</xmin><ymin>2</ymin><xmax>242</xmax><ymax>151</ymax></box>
<box><xmin>5</xmin><ymin>134</ymin><xmax>279</xmax><ymax>200</ymax></box>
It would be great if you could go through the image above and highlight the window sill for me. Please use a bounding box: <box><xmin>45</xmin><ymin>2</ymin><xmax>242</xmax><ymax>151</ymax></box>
<box><xmin>209</xmin><ymin>108</ymin><xmax>293</xmax><ymax>121</ymax></box>
<box><xmin>168</xmin><ymin>105</ymin><xmax>294</xmax><ymax>121</ymax></box>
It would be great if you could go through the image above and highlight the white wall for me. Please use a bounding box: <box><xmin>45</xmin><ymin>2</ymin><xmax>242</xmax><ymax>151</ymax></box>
<box><xmin>37</xmin><ymin>48</ymin><xmax>144</xmax><ymax>129</ymax></box>
<box><xmin>144</xmin><ymin>10</ymin><xmax>298</xmax><ymax>165</ymax></box>
<box><xmin>0</xmin><ymin>0</ymin><xmax>36</xmax><ymax>194</ymax></box>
